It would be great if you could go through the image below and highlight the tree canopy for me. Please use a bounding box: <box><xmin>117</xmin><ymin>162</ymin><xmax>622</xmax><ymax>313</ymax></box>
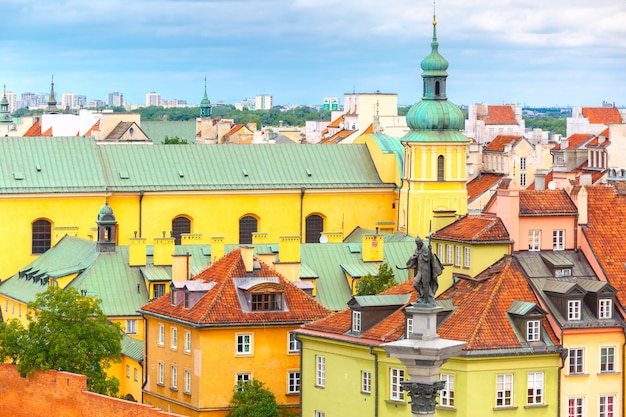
<box><xmin>0</xmin><ymin>286</ymin><xmax>123</xmax><ymax>396</ymax></box>
<box><xmin>227</xmin><ymin>379</ymin><xmax>280</xmax><ymax>417</ymax></box>
<box><xmin>356</xmin><ymin>262</ymin><xmax>396</xmax><ymax>296</ymax></box>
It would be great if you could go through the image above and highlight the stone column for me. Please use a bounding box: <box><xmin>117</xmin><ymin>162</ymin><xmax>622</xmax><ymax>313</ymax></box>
<box><xmin>382</xmin><ymin>304</ymin><xmax>466</xmax><ymax>416</ymax></box>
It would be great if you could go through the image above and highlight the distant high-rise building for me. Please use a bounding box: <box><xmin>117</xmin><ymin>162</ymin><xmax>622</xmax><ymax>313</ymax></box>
<box><xmin>255</xmin><ymin>94</ymin><xmax>272</xmax><ymax>110</ymax></box>
<box><xmin>107</xmin><ymin>91</ymin><xmax>124</xmax><ymax>108</ymax></box>
<box><xmin>61</xmin><ymin>93</ymin><xmax>87</xmax><ymax>110</ymax></box>
<box><xmin>5</xmin><ymin>91</ymin><xmax>17</xmax><ymax>113</ymax></box>
<box><xmin>145</xmin><ymin>92</ymin><xmax>161</xmax><ymax>107</ymax></box>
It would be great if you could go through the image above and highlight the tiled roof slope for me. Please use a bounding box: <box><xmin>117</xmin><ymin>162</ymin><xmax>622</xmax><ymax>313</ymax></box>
<box><xmin>319</xmin><ymin>129</ymin><xmax>354</xmax><ymax>144</ymax></box>
<box><xmin>432</xmin><ymin>214</ymin><xmax>510</xmax><ymax>243</ymax></box>
<box><xmin>437</xmin><ymin>256</ymin><xmax>560</xmax><ymax>351</ymax></box>
<box><xmin>519</xmin><ymin>189</ymin><xmax>578</xmax><ymax>216</ymax></box>
<box><xmin>582</xmin><ymin>107</ymin><xmax>623</xmax><ymax>124</ymax></box>
<box><xmin>327</xmin><ymin>115</ymin><xmax>344</xmax><ymax>129</ymax></box>
<box><xmin>551</xmin><ymin>133</ymin><xmax>594</xmax><ymax>150</ymax></box>
<box><xmin>140</xmin><ymin>248</ymin><xmax>330</xmax><ymax>325</ymax></box>
<box><xmin>23</xmin><ymin>119</ymin><xmax>43</xmax><ymax>136</ymax></box>
<box><xmin>467</xmin><ymin>173</ymin><xmax>505</xmax><ymax>203</ymax></box>
<box><xmin>582</xmin><ymin>184</ymin><xmax>626</xmax><ymax>306</ymax></box>
<box><xmin>483</xmin><ymin>105</ymin><xmax>518</xmax><ymax>125</ymax></box>
<box><xmin>483</xmin><ymin>135</ymin><xmax>523</xmax><ymax>152</ymax></box>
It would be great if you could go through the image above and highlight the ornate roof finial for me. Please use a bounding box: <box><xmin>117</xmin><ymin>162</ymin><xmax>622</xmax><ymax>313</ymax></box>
<box><xmin>433</xmin><ymin>0</ymin><xmax>437</xmax><ymax>26</ymax></box>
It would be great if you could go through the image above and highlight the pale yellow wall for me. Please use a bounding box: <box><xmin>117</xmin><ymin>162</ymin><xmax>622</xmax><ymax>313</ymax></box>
<box><xmin>111</xmin><ymin>354</ymin><xmax>143</xmax><ymax>402</ymax></box>
<box><xmin>357</xmin><ymin>134</ymin><xmax>402</xmax><ymax>186</ymax></box>
<box><xmin>0</xmin><ymin>295</ymin><xmax>29</xmax><ymax>325</ymax></box>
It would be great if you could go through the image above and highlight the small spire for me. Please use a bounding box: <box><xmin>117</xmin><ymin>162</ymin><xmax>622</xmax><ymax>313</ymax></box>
<box><xmin>47</xmin><ymin>75</ymin><xmax>58</xmax><ymax>113</ymax></box>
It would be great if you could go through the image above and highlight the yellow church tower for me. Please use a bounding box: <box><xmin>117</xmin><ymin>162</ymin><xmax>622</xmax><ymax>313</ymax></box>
<box><xmin>398</xmin><ymin>13</ymin><xmax>469</xmax><ymax>237</ymax></box>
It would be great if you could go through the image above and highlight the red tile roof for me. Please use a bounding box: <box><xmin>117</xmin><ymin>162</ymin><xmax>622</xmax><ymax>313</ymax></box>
<box><xmin>327</xmin><ymin>115</ymin><xmax>344</xmax><ymax>129</ymax></box>
<box><xmin>467</xmin><ymin>173</ymin><xmax>505</xmax><ymax>203</ymax></box>
<box><xmin>484</xmin><ymin>135</ymin><xmax>523</xmax><ymax>152</ymax></box>
<box><xmin>141</xmin><ymin>248</ymin><xmax>330</xmax><ymax>325</ymax></box>
<box><xmin>482</xmin><ymin>105</ymin><xmax>518</xmax><ymax>125</ymax></box>
<box><xmin>552</xmin><ymin>133</ymin><xmax>594</xmax><ymax>150</ymax></box>
<box><xmin>582</xmin><ymin>107</ymin><xmax>623</xmax><ymax>125</ymax></box>
<box><xmin>432</xmin><ymin>214</ymin><xmax>510</xmax><ymax>243</ymax></box>
<box><xmin>319</xmin><ymin>129</ymin><xmax>354</xmax><ymax>144</ymax></box>
<box><xmin>224</xmin><ymin>123</ymin><xmax>244</xmax><ymax>137</ymax></box>
<box><xmin>363</xmin><ymin>123</ymin><xmax>374</xmax><ymax>135</ymax></box>
<box><xmin>519</xmin><ymin>189</ymin><xmax>578</xmax><ymax>216</ymax></box>
<box><xmin>23</xmin><ymin>119</ymin><xmax>42</xmax><ymax>136</ymax></box>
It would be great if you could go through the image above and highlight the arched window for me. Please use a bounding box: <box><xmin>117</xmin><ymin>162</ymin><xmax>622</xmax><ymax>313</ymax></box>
<box><xmin>172</xmin><ymin>216</ymin><xmax>191</xmax><ymax>245</ymax></box>
<box><xmin>305</xmin><ymin>215</ymin><xmax>324</xmax><ymax>243</ymax></box>
<box><xmin>435</xmin><ymin>81</ymin><xmax>441</xmax><ymax>96</ymax></box>
<box><xmin>32</xmin><ymin>219</ymin><xmax>52</xmax><ymax>254</ymax></box>
<box><xmin>437</xmin><ymin>155</ymin><xmax>445</xmax><ymax>181</ymax></box>
<box><xmin>239</xmin><ymin>216</ymin><xmax>258</xmax><ymax>245</ymax></box>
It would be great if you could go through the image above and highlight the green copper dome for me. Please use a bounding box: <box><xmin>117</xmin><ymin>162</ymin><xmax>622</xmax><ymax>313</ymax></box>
<box><xmin>406</xmin><ymin>100</ymin><xmax>464</xmax><ymax>131</ymax></box>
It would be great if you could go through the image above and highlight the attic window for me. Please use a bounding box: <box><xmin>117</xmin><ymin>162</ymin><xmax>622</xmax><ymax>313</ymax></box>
<box><xmin>567</xmin><ymin>300</ymin><xmax>581</xmax><ymax>321</ymax></box>
<box><xmin>555</xmin><ymin>268</ymin><xmax>572</xmax><ymax>278</ymax></box>
<box><xmin>526</xmin><ymin>320</ymin><xmax>540</xmax><ymax>341</ymax></box>
<box><xmin>251</xmin><ymin>293</ymin><xmax>282</xmax><ymax>311</ymax></box>
<box><xmin>599</xmin><ymin>299</ymin><xmax>613</xmax><ymax>319</ymax></box>
<box><xmin>352</xmin><ymin>311</ymin><xmax>362</xmax><ymax>333</ymax></box>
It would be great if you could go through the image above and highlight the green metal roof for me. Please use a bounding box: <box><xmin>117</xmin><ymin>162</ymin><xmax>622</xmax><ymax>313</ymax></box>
<box><xmin>121</xmin><ymin>333</ymin><xmax>144</xmax><ymax>362</ymax></box>
<box><xmin>141</xmin><ymin>121</ymin><xmax>197</xmax><ymax>144</ymax></box>
<box><xmin>367</xmin><ymin>134</ymin><xmax>405</xmax><ymax>174</ymax></box>
<box><xmin>340</xmin><ymin>263</ymin><xmax>379</xmax><ymax>278</ymax></box>
<box><xmin>352</xmin><ymin>293</ymin><xmax>410</xmax><ymax>307</ymax></box>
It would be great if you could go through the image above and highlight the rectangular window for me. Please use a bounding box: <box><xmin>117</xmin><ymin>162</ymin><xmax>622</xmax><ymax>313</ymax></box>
<box><xmin>454</xmin><ymin>246</ymin><xmax>461</xmax><ymax>267</ymax></box>
<box><xmin>316</xmin><ymin>355</ymin><xmax>326</xmax><ymax>387</ymax></box>
<box><xmin>236</xmin><ymin>334</ymin><xmax>252</xmax><ymax>355</ymax></box>
<box><xmin>153</xmin><ymin>283</ymin><xmax>165</xmax><ymax>298</ymax></box>
<box><xmin>288</xmin><ymin>371</ymin><xmax>301</xmax><ymax>394</ymax></box>
<box><xmin>126</xmin><ymin>319</ymin><xmax>137</xmax><ymax>335</ymax></box>
<box><xmin>440</xmin><ymin>373</ymin><xmax>455</xmax><ymax>407</ymax></box>
<box><xmin>126</xmin><ymin>365</ymin><xmax>130</xmax><ymax>378</ymax></box>
<box><xmin>171</xmin><ymin>327</ymin><xmax>178</xmax><ymax>350</ymax></box>
<box><xmin>315</xmin><ymin>412</ymin><xmax>325</xmax><ymax>417</ymax></box>
<box><xmin>527</xmin><ymin>320</ymin><xmax>540</xmax><ymax>342</ymax></box>
<box><xmin>158</xmin><ymin>361</ymin><xmax>164</xmax><ymax>385</ymax></box>
<box><xmin>527</xmin><ymin>372</ymin><xmax>544</xmax><ymax>405</ymax></box>
<box><xmin>496</xmin><ymin>374</ymin><xmax>513</xmax><ymax>407</ymax></box>
<box><xmin>184</xmin><ymin>331</ymin><xmax>191</xmax><ymax>353</ymax></box>
<box><xmin>463</xmin><ymin>247</ymin><xmax>470</xmax><ymax>268</ymax></box>
<box><xmin>390</xmin><ymin>368</ymin><xmax>405</xmax><ymax>401</ymax></box>
<box><xmin>171</xmin><ymin>365</ymin><xmax>177</xmax><ymax>389</ymax></box>
<box><xmin>438</xmin><ymin>243</ymin><xmax>444</xmax><ymax>262</ymax></box>
<box><xmin>446</xmin><ymin>245</ymin><xmax>453</xmax><ymax>265</ymax></box>
<box><xmin>529</xmin><ymin>230</ymin><xmax>541</xmax><ymax>251</ymax></box>
<box><xmin>362</xmin><ymin>370</ymin><xmax>372</xmax><ymax>394</ymax></box>
<box><xmin>251</xmin><ymin>293</ymin><xmax>283</xmax><ymax>311</ymax></box>
<box><xmin>520</xmin><ymin>173</ymin><xmax>527</xmax><ymax>187</ymax></box>
<box><xmin>236</xmin><ymin>373</ymin><xmax>251</xmax><ymax>390</ymax></box>
<box><xmin>568</xmin><ymin>300</ymin><xmax>581</xmax><ymax>320</ymax></box>
<box><xmin>352</xmin><ymin>311</ymin><xmax>361</xmax><ymax>333</ymax></box>
<box><xmin>520</xmin><ymin>157</ymin><xmax>527</xmax><ymax>171</ymax></box>
<box><xmin>600</xmin><ymin>395</ymin><xmax>615</xmax><ymax>417</ymax></box>
<box><xmin>600</xmin><ymin>346</ymin><xmax>615</xmax><ymax>373</ymax></box>
<box><xmin>599</xmin><ymin>299</ymin><xmax>613</xmax><ymax>319</ymax></box>
<box><xmin>406</xmin><ymin>318</ymin><xmax>413</xmax><ymax>338</ymax></box>
<box><xmin>184</xmin><ymin>369</ymin><xmax>191</xmax><ymax>394</ymax></box>
<box><xmin>568</xmin><ymin>398</ymin><xmax>583</xmax><ymax>417</ymax></box>
<box><xmin>158</xmin><ymin>324</ymin><xmax>164</xmax><ymax>346</ymax></box>
<box><xmin>569</xmin><ymin>348</ymin><xmax>584</xmax><ymax>374</ymax></box>
<box><xmin>553</xmin><ymin>229</ymin><xmax>565</xmax><ymax>250</ymax></box>
<box><xmin>134</xmin><ymin>368</ymin><xmax>139</xmax><ymax>382</ymax></box>
<box><xmin>288</xmin><ymin>332</ymin><xmax>300</xmax><ymax>353</ymax></box>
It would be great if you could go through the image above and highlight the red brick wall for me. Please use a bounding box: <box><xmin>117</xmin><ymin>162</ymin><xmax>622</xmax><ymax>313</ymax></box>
<box><xmin>0</xmin><ymin>364</ymin><xmax>182</xmax><ymax>417</ymax></box>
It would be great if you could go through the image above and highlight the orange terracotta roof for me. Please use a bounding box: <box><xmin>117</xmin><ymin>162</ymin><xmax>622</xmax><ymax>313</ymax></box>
<box><xmin>319</xmin><ymin>129</ymin><xmax>353</xmax><ymax>144</ymax></box>
<box><xmin>482</xmin><ymin>105</ymin><xmax>518</xmax><ymax>125</ymax></box>
<box><xmin>42</xmin><ymin>127</ymin><xmax>52</xmax><ymax>136</ymax></box>
<box><xmin>224</xmin><ymin>123</ymin><xmax>244</xmax><ymax>137</ymax></box>
<box><xmin>23</xmin><ymin>119</ymin><xmax>42</xmax><ymax>136</ymax></box>
<box><xmin>327</xmin><ymin>115</ymin><xmax>345</xmax><ymax>129</ymax></box>
<box><xmin>484</xmin><ymin>135</ymin><xmax>523</xmax><ymax>152</ymax></box>
<box><xmin>363</xmin><ymin>123</ymin><xmax>374</xmax><ymax>135</ymax></box>
<box><xmin>552</xmin><ymin>133</ymin><xmax>594</xmax><ymax>150</ymax></box>
<box><xmin>467</xmin><ymin>173</ymin><xmax>505</xmax><ymax>202</ymax></box>
<box><xmin>582</xmin><ymin>107</ymin><xmax>623</xmax><ymax>125</ymax></box>
<box><xmin>141</xmin><ymin>248</ymin><xmax>330</xmax><ymax>325</ymax></box>
<box><xmin>84</xmin><ymin>120</ymin><xmax>101</xmax><ymax>136</ymax></box>
<box><xmin>432</xmin><ymin>214</ymin><xmax>510</xmax><ymax>242</ymax></box>
<box><xmin>519</xmin><ymin>189</ymin><xmax>577</xmax><ymax>216</ymax></box>
<box><xmin>438</xmin><ymin>256</ymin><xmax>559</xmax><ymax>350</ymax></box>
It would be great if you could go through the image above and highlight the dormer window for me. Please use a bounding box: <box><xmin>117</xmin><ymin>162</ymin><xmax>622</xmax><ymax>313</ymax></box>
<box><xmin>567</xmin><ymin>300</ymin><xmax>581</xmax><ymax>320</ymax></box>
<box><xmin>526</xmin><ymin>320</ymin><xmax>540</xmax><ymax>342</ymax></box>
<box><xmin>352</xmin><ymin>311</ymin><xmax>362</xmax><ymax>333</ymax></box>
<box><xmin>599</xmin><ymin>299</ymin><xmax>613</xmax><ymax>319</ymax></box>
<box><xmin>555</xmin><ymin>268</ymin><xmax>572</xmax><ymax>278</ymax></box>
<box><xmin>184</xmin><ymin>291</ymin><xmax>190</xmax><ymax>309</ymax></box>
<box><xmin>251</xmin><ymin>293</ymin><xmax>282</xmax><ymax>311</ymax></box>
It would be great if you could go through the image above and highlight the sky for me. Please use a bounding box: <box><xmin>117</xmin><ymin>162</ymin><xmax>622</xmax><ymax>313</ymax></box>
<box><xmin>1</xmin><ymin>0</ymin><xmax>625</xmax><ymax>107</ymax></box>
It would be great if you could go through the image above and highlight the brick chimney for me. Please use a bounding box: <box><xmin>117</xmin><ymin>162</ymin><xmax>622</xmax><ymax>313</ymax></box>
<box><xmin>128</xmin><ymin>236</ymin><xmax>147</xmax><ymax>266</ymax></box>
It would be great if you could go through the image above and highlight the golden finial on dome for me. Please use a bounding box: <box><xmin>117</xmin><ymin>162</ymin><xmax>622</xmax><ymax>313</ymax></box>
<box><xmin>433</xmin><ymin>0</ymin><xmax>437</xmax><ymax>25</ymax></box>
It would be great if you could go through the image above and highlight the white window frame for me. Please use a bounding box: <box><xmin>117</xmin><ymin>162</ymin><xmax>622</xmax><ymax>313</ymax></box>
<box><xmin>236</xmin><ymin>334</ymin><xmax>253</xmax><ymax>355</ymax></box>
<box><xmin>184</xmin><ymin>330</ymin><xmax>191</xmax><ymax>353</ymax></box>
<box><xmin>157</xmin><ymin>361</ymin><xmax>164</xmax><ymax>385</ymax></box>
<box><xmin>315</xmin><ymin>412</ymin><xmax>325</xmax><ymax>417</ymax></box>
<box><xmin>599</xmin><ymin>299</ymin><xmax>613</xmax><ymax>319</ymax></box>
<box><xmin>520</xmin><ymin>173</ymin><xmax>527</xmax><ymax>187</ymax></box>
<box><xmin>438</xmin><ymin>243</ymin><xmax>444</xmax><ymax>262</ymax></box>
<box><xmin>520</xmin><ymin>157</ymin><xmax>527</xmax><ymax>171</ymax></box>
<box><xmin>600</xmin><ymin>346</ymin><xmax>616</xmax><ymax>373</ymax></box>
<box><xmin>529</xmin><ymin>229</ymin><xmax>541</xmax><ymax>251</ymax></box>
<box><xmin>126</xmin><ymin>319</ymin><xmax>137</xmax><ymax>335</ymax></box>
<box><xmin>527</xmin><ymin>320</ymin><xmax>540</xmax><ymax>342</ymax></box>
<box><xmin>446</xmin><ymin>245</ymin><xmax>453</xmax><ymax>265</ymax></box>
<box><xmin>158</xmin><ymin>324</ymin><xmax>164</xmax><ymax>346</ymax></box>
<box><xmin>454</xmin><ymin>246</ymin><xmax>461</xmax><ymax>267</ymax></box>
<box><xmin>170</xmin><ymin>327</ymin><xmax>178</xmax><ymax>350</ymax></box>
<box><xmin>568</xmin><ymin>300</ymin><xmax>581</xmax><ymax>321</ymax></box>
<box><xmin>406</xmin><ymin>318</ymin><xmax>413</xmax><ymax>338</ymax></box>
<box><xmin>527</xmin><ymin>372</ymin><xmax>544</xmax><ymax>405</ymax></box>
<box><xmin>568</xmin><ymin>397</ymin><xmax>584</xmax><ymax>417</ymax></box>
<box><xmin>288</xmin><ymin>371</ymin><xmax>300</xmax><ymax>394</ymax></box>
<box><xmin>496</xmin><ymin>374</ymin><xmax>513</xmax><ymax>407</ymax></box>
<box><xmin>600</xmin><ymin>394</ymin><xmax>615</xmax><ymax>417</ymax></box>
<box><xmin>362</xmin><ymin>370</ymin><xmax>371</xmax><ymax>394</ymax></box>
<box><xmin>440</xmin><ymin>373</ymin><xmax>455</xmax><ymax>407</ymax></box>
<box><xmin>316</xmin><ymin>355</ymin><xmax>326</xmax><ymax>387</ymax></box>
<box><xmin>288</xmin><ymin>332</ymin><xmax>300</xmax><ymax>353</ymax></box>
<box><xmin>569</xmin><ymin>348</ymin><xmax>584</xmax><ymax>374</ymax></box>
<box><xmin>236</xmin><ymin>373</ymin><xmax>251</xmax><ymax>390</ymax></box>
<box><xmin>553</xmin><ymin>229</ymin><xmax>565</xmax><ymax>250</ymax></box>
<box><xmin>390</xmin><ymin>368</ymin><xmax>405</xmax><ymax>401</ymax></box>
<box><xmin>352</xmin><ymin>310</ymin><xmax>362</xmax><ymax>333</ymax></box>
<box><xmin>463</xmin><ymin>247</ymin><xmax>470</xmax><ymax>268</ymax></box>
<box><xmin>171</xmin><ymin>365</ymin><xmax>178</xmax><ymax>390</ymax></box>
<box><xmin>184</xmin><ymin>369</ymin><xmax>191</xmax><ymax>394</ymax></box>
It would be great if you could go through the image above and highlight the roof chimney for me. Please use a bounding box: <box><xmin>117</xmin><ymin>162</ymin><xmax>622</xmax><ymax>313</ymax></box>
<box><xmin>320</xmin><ymin>231</ymin><xmax>343</xmax><ymax>243</ymax></box>
<box><xmin>128</xmin><ymin>236</ymin><xmax>147</xmax><ymax>266</ymax></box>
<box><xmin>241</xmin><ymin>246</ymin><xmax>254</xmax><ymax>273</ymax></box>
<box><xmin>534</xmin><ymin>169</ymin><xmax>547</xmax><ymax>191</ymax></box>
<box><xmin>274</xmin><ymin>236</ymin><xmax>301</xmax><ymax>282</ymax></box>
<box><xmin>172</xmin><ymin>253</ymin><xmax>191</xmax><ymax>282</ymax></box>
<box><xmin>153</xmin><ymin>235</ymin><xmax>175</xmax><ymax>266</ymax></box>
<box><xmin>252</xmin><ymin>232</ymin><xmax>269</xmax><ymax>245</ymax></box>
<box><xmin>362</xmin><ymin>234</ymin><xmax>384</xmax><ymax>262</ymax></box>
<box><xmin>181</xmin><ymin>233</ymin><xmax>202</xmax><ymax>245</ymax></box>
<box><xmin>211</xmin><ymin>236</ymin><xmax>224</xmax><ymax>263</ymax></box>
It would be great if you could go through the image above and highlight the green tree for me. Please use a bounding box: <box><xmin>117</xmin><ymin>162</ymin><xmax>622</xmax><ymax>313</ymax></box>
<box><xmin>0</xmin><ymin>286</ymin><xmax>123</xmax><ymax>396</ymax></box>
<box><xmin>227</xmin><ymin>379</ymin><xmax>280</xmax><ymax>417</ymax></box>
<box><xmin>163</xmin><ymin>135</ymin><xmax>188</xmax><ymax>144</ymax></box>
<box><xmin>356</xmin><ymin>262</ymin><xmax>396</xmax><ymax>296</ymax></box>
